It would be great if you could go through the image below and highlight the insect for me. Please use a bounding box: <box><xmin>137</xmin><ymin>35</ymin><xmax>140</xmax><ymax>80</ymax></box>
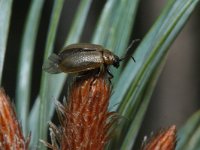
<box><xmin>43</xmin><ymin>40</ymin><xmax>138</xmax><ymax>77</ymax></box>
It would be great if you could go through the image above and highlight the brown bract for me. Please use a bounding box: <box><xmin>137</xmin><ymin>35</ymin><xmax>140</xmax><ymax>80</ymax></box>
<box><xmin>0</xmin><ymin>88</ymin><xmax>30</xmax><ymax>150</ymax></box>
<box><xmin>42</xmin><ymin>73</ymin><xmax>117</xmax><ymax>150</ymax></box>
<box><xmin>142</xmin><ymin>125</ymin><xmax>177</xmax><ymax>150</ymax></box>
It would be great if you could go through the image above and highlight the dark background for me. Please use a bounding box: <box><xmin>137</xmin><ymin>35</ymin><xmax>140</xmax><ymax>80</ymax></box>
<box><xmin>2</xmin><ymin>0</ymin><xmax>200</xmax><ymax>148</ymax></box>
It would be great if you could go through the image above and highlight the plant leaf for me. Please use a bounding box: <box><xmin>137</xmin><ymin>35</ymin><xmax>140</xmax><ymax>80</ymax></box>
<box><xmin>120</xmin><ymin>54</ymin><xmax>168</xmax><ymax>149</ymax></box>
<box><xmin>30</xmin><ymin>0</ymin><xmax>92</xmax><ymax>149</ymax></box>
<box><xmin>28</xmin><ymin>97</ymin><xmax>40</xmax><ymax>148</ymax></box>
<box><xmin>92</xmin><ymin>0</ymin><xmax>139</xmax><ymax>80</ymax></box>
<box><xmin>15</xmin><ymin>0</ymin><xmax>45</xmax><ymax>136</ymax></box>
<box><xmin>176</xmin><ymin>110</ymin><xmax>200</xmax><ymax>150</ymax></box>
<box><xmin>107</xmin><ymin>0</ymin><xmax>199</xmax><ymax>149</ymax></box>
<box><xmin>110</xmin><ymin>0</ymin><xmax>200</xmax><ymax>111</ymax></box>
<box><xmin>0</xmin><ymin>0</ymin><xmax>13</xmax><ymax>84</ymax></box>
<box><xmin>64</xmin><ymin>0</ymin><xmax>93</xmax><ymax>46</ymax></box>
<box><xmin>37</xmin><ymin>0</ymin><xmax>64</xmax><ymax>149</ymax></box>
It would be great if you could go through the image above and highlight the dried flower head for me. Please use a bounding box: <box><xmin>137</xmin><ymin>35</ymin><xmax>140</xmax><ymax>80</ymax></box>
<box><xmin>42</xmin><ymin>72</ymin><xmax>117</xmax><ymax>150</ymax></box>
<box><xmin>0</xmin><ymin>88</ymin><xmax>30</xmax><ymax>150</ymax></box>
<box><xmin>142</xmin><ymin>125</ymin><xmax>177</xmax><ymax>150</ymax></box>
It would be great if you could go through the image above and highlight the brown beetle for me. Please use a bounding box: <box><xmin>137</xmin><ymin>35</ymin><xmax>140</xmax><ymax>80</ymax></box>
<box><xmin>43</xmin><ymin>41</ymin><xmax>138</xmax><ymax>76</ymax></box>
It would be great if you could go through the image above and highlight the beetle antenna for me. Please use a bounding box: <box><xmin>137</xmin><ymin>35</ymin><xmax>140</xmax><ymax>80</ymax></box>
<box><xmin>119</xmin><ymin>39</ymin><xmax>140</xmax><ymax>62</ymax></box>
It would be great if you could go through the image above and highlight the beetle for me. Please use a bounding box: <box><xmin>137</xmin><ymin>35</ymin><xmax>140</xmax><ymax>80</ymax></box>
<box><xmin>43</xmin><ymin>40</ymin><xmax>138</xmax><ymax>77</ymax></box>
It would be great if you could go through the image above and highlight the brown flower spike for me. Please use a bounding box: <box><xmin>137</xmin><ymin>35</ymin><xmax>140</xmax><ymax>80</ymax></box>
<box><xmin>43</xmin><ymin>72</ymin><xmax>117</xmax><ymax>150</ymax></box>
<box><xmin>0</xmin><ymin>88</ymin><xmax>29</xmax><ymax>150</ymax></box>
<box><xmin>142</xmin><ymin>125</ymin><xmax>177</xmax><ymax>150</ymax></box>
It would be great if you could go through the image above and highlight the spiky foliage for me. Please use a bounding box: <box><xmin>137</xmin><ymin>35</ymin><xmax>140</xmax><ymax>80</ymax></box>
<box><xmin>142</xmin><ymin>125</ymin><xmax>177</xmax><ymax>150</ymax></box>
<box><xmin>0</xmin><ymin>88</ymin><xmax>30</xmax><ymax>149</ymax></box>
<box><xmin>42</xmin><ymin>73</ymin><xmax>118</xmax><ymax>149</ymax></box>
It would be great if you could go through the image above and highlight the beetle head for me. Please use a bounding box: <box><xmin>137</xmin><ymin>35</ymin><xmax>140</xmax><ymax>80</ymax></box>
<box><xmin>113</xmin><ymin>55</ymin><xmax>120</xmax><ymax>68</ymax></box>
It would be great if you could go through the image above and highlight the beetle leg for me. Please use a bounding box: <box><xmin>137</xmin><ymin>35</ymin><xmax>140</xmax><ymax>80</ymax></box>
<box><xmin>99</xmin><ymin>65</ymin><xmax>105</xmax><ymax>74</ymax></box>
<box><xmin>107</xmin><ymin>69</ymin><xmax>113</xmax><ymax>78</ymax></box>
<box><xmin>99</xmin><ymin>64</ymin><xmax>113</xmax><ymax>82</ymax></box>
<box><xmin>106</xmin><ymin>68</ymin><xmax>113</xmax><ymax>83</ymax></box>
<box><xmin>77</xmin><ymin>69</ymin><xmax>97</xmax><ymax>78</ymax></box>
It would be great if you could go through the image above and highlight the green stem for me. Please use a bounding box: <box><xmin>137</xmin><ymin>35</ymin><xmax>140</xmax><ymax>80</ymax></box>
<box><xmin>0</xmin><ymin>0</ymin><xmax>13</xmax><ymax>84</ymax></box>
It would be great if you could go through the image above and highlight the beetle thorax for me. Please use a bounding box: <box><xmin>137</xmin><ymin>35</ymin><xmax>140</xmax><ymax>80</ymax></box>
<box><xmin>102</xmin><ymin>50</ymin><xmax>120</xmax><ymax>68</ymax></box>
